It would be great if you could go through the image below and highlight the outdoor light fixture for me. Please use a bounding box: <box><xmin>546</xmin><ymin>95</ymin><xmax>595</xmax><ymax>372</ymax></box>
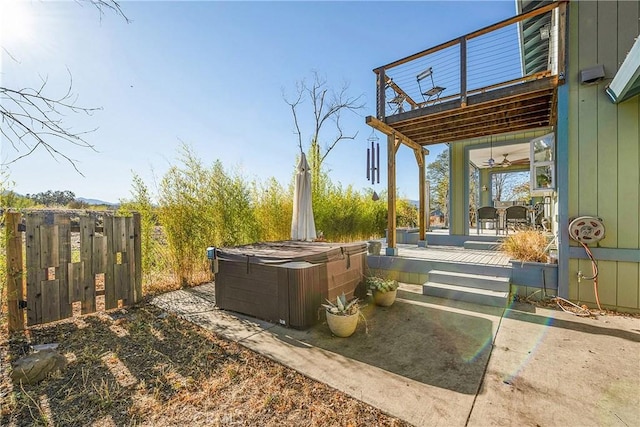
<box><xmin>579</xmin><ymin>64</ymin><xmax>606</xmax><ymax>85</ymax></box>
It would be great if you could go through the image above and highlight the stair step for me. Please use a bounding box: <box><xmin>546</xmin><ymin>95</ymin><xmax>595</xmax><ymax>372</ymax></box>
<box><xmin>463</xmin><ymin>240</ymin><xmax>502</xmax><ymax>251</ymax></box>
<box><xmin>428</xmin><ymin>270</ymin><xmax>510</xmax><ymax>292</ymax></box>
<box><xmin>423</xmin><ymin>282</ymin><xmax>510</xmax><ymax>307</ymax></box>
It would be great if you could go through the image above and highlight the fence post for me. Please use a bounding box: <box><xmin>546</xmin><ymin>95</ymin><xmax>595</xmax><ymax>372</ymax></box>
<box><xmin>6</xmin><ymin>212</ymin><xmax>25</xmax><ymax>332</ymax></box>
<box><xmin>132</xmin><ymin>212</ymin><xmax>142</xmax><ymax>303</ymax></box>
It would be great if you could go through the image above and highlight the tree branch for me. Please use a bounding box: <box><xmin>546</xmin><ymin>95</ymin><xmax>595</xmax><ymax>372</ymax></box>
<box><xmin>284</xmin><ymin>71</ymin><xmax>365</xmax><ymax>169</ymax></box>
<box><xmin>1</xmin><ymin>1</ymin><xmax>129</xmax><ymax>173</ymax></box>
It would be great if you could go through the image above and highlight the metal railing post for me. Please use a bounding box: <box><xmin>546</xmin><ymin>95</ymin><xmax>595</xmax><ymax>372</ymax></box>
<box><xmin>376</xmin><ymin>67</ymin><xmax>386</xmax><ymax>120</ymax></box>
<box><xmin>460</xmin><ymin>36</ymin><xmax>467</xmax><ymax>107</ymax></box>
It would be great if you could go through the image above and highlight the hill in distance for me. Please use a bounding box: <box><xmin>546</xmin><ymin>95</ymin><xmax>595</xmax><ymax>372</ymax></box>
<box><xmin>76</xmin><ymin>197</ymin><xmax>117</xmax><ymax>206</ymax></box>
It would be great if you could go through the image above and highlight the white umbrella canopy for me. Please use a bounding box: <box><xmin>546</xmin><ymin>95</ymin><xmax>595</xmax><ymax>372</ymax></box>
<box><xmin>291</xmin><ymin>153</ymin><xmax>317</xmax><ymax>241</ymax></box>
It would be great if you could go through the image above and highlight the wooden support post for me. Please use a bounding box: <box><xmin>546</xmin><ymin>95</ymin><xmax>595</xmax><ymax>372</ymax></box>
<box><xmin>557</xmin><ymin>1</ymin><xmax>567</xmax><ymax>83</ymax></box>
<box><xmin>386</xmin><ymin>134</ymin><xmax>398</xmax><ymax>255</ymax></box>
<box><xmin>417</xmin><ymin>150</ymin><xmax>427</xmax><ymax>245</ymax></box>
<box><xmin>6</xmin><ymin>212</ymin><xmax>24</xmax><ymax>332</ymax></box>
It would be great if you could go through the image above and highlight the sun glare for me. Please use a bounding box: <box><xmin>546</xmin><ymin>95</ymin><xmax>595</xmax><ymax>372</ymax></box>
<box><xmin>1</xmin><ymin>0</ymin><xmax>35</xmax><ymax>44</ymax></box>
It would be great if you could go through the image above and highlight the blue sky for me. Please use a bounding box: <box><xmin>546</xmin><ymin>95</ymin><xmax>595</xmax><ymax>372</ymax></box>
<box><xmin>1</xmin><ymin>0</ymin><xmax>518</xmax><ymax>203</ymax></box>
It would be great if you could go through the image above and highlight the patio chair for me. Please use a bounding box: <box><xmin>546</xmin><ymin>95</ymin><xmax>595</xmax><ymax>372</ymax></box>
<box><xmin>533</xmin><ymin>203</ymin><xmax>545</xmax><ymax>230</ymax></box>
<box><xmin>476</xmin><ymin>206</ymin><xmax>499</xmax><ymax>235</ymax></box>
<box><xmin>504</xmin><ymin>205</ymin><xmax>530</xmax><ymax>234</ymax></box>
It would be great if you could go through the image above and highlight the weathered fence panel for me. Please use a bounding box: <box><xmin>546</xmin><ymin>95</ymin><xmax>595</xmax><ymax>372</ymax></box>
<box><xmin>5</xmin><ymin>210</ymin><xmax>142</xmax><ymax>332</ymax></box>
<box><xmin>5</xmin><ymin>212</ymin><xmax>24</xmax><ymax>332</ymax></box>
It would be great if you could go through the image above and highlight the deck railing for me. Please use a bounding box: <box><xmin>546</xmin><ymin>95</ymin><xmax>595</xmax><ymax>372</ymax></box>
<box><xmin>375</xmin><ymin>1</ymin><xmax>566</xmax><ymax>120</ymax></box>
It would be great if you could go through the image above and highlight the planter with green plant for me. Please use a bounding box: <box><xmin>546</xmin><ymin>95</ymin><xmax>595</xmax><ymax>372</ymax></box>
<box><xmin>322</xmin><ymin>293</ymin><xmax>362</xmax><ymax>337</ymax></box>
<box><xmin>366</xmin><ymin>276</ymin><xmax>399</xmax><ymax>307</ymax></box>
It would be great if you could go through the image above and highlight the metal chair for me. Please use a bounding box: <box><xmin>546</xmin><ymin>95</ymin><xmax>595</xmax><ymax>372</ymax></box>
<box><xmin>476</xmin><ymin>206</ymin><xmax>499</xmax><ymax>235</ymax></box>
<box><xmin>533</xmin><ymin>203</ymin><xmax>545</xmax><ymax>230</ymax></box>
<box><xmin>504</xmin><ymin>205</ymin><xmax>530</xmax><ymax>234</ymax></box>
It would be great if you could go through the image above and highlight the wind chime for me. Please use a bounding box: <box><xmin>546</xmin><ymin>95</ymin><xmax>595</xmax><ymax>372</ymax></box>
<box><xmin>366</xmin><ymin>131</ymin><xmax>380</xmax><ymax>201</ymax></box>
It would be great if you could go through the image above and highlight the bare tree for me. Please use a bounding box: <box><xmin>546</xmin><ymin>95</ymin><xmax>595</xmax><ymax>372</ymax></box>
<box><xmin>0</xmin><ymin>0</ymin><xmax>128</xmax><ymax>174</ymax></box>
<box><xmin>283</xmin><ymin>71</ymin><xmax>365</xmax><ymax>182</ymax></box>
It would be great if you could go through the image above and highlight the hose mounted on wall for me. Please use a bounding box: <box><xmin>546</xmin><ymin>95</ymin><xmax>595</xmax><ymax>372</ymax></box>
<box><xmin>568</xmin><ymin>216</ymin><xmax>606</xmax><ymax>312</ymax></box>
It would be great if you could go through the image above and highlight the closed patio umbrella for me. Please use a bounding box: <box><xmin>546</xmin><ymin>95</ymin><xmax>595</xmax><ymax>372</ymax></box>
<box><xmin>291</xmin><ymin>153</ymin><xmax>317</xmax><ymax>241</ymax></box>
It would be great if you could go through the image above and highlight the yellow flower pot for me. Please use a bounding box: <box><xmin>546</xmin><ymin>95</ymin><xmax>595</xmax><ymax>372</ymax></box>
<box><xmin>325</xmin><ymin>311</ymin><xmax>359</xmax><ymax>337</ymax></box>
<box><xmin>372</xmin><ymin>289</ymin><xmax>397</xmax><ymax>307</ymax></box>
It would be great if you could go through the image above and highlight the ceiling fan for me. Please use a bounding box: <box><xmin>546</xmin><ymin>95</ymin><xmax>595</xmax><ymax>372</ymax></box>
<box><xmin>499</xmin><ymin>153</ymin><xmax>529</xmax><ymax>168</ymax></box>
<box><xmin>499</xmin><ymin>154</ymin><xmax>512</xmax><ymax>167</ymax></box>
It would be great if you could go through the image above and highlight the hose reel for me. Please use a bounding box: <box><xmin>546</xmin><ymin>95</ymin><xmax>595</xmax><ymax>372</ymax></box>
<box><xmin>568</xmin><ymin>216</ymin><xmax>605</xmax><ymax>312</ymax></box>
<box><xmin>568</xmin><ymin>216</ymin><xmax>605</xmax><ymax>244</ymax></box>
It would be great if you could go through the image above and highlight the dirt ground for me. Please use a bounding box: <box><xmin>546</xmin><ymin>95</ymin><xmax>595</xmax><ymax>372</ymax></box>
<box><xmin>1</xmin><ymin>304</ymin><xmax>408</xmax><ymax>426</ymax></box>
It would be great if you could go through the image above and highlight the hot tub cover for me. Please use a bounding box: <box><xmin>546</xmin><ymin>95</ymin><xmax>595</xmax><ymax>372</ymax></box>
<box><xmin>215</xmin><ymin>240</ymin><xmax>367</xmax><ymax>265</ymax></box>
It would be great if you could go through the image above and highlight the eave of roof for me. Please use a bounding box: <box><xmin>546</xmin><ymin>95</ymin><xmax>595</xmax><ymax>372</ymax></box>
<box><xmin>606</xmin><ymin>35</ymin><xmax>640</xmax><ymax>104</ymax></box>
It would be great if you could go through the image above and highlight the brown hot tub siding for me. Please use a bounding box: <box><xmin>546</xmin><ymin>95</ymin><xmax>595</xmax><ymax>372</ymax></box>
<box><xmin>214</xmin><ymin>241</ymin><xmax>367</xmax><ymax>329</ymax></box>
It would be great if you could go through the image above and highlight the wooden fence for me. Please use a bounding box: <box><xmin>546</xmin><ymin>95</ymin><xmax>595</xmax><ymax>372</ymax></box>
<box><xmin>5</xmin><ymin>211</ymin><xmax>142</xmax><ymax>332</ymax></box>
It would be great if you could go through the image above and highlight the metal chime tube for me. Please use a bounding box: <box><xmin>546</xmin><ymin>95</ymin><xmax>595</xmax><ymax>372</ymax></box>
<box><xmin>367</xmin><ymin>148</ymin><xmax>370</xmax><ymax>180</ymax></box>
<box><xmin>371</xmin><ymin>140</ymin><xmax>375</xmax><ymax>184</ymax></box>
<box><xmin>376</xmin><ymin>142</ymin><xmax>380</xmax><ymax>184</ymax></box>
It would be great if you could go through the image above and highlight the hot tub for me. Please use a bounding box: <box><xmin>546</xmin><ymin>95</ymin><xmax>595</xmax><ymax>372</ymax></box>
<box><xmin>213</xmin><ymin>241</ymin><xmax>367</xmax><ymax>329</ymax></box>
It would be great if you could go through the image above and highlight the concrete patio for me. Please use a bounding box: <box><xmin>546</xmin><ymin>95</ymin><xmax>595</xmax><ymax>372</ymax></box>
<box><xmin>151</xmin><ymin>282</ymin><xmax>640</xmax><ymax>426</ymax></box>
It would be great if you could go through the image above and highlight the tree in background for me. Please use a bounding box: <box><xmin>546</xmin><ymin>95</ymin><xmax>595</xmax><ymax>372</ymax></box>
<box><xmin>492</xmin><ymin>171</ymin><xmax>529</xmax><ymax>202</ymax></box>
<box><xmin>396</xmin><ymin>199</ymin><xmax>418</xmax><ymax>228</ymax></box>
<box><xmin>283</xmin><ymin>71</ymin><xmax>364</xmax><ymax>193</ymax></box>
<box><xmin>509</xmin><ymin>180</ymin><xmax>531</xmax><ymax>203</ymax></box>
<box><xmin>427</xmin><ymin>149</ymin><xmax>449</xmax><ymax>215</ymax></box>
<box><xmin>0</xmin><ymin>1</ymin><xmax>128</xmax><ymax>173</ymax></box>
<box><xmin>26</xmin><ymin>190</ymin><xmax>76</xmax><ymax>206</ymax></box>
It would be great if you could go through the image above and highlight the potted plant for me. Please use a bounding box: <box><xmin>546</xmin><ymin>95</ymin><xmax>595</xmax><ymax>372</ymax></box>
<box><xmin>366</xmin><ymin>276</ymin><xmax>399</xmax><ymax>307</ymax></box>
<box><xmin>322</xmin><ymin>293</ymin><xmax>361</xmax><ymax>337</ymax></box>
<box><xmin>500</xmin><ymin>230</ymin><xmax>558</xmax><ymax>291</ymax></box>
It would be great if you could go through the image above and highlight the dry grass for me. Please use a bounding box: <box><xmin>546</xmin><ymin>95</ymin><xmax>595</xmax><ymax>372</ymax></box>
<box><xmin>500</xmin><ymin>230</ymin><xmax>549</xmax><ymax>263</ymax></box>
<box><xmin>1</xmin><ymin>304</ymin><xmax>408</xmax><ymax>427</ymax></box>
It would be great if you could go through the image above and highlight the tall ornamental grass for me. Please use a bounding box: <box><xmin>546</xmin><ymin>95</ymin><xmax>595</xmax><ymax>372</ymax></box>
<box><xmin>122</xmin><ymin>145</ymin><xmax>398</xmax><ymax>291</ymax></box>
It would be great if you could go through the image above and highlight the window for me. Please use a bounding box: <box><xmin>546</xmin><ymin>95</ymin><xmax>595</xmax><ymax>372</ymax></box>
<box><xmin>530</xmin><ymin>133</ymin><xmax>555</xmax><ymax>194</ymax></box>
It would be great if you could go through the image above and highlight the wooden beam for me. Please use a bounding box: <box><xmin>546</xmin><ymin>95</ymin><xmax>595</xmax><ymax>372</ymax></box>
<box><xmin>398</xmin><ymin>85</ymin><xmax>554</xmax><ymax>127</ymax></box>
<box><xmin>387</xmin><ymin>77</ymin><xmax>556</xmax><ymax>124</ymax></box>
<box><xmin>396</xmin><ymin>108</ymin><xmax>552</xmax><ymax>140</ymax></box>
<box><xmin>366</xmin><ymin>116</ymin><xmax>427</xmax><ymax>154</ymax></box>
<box><xmin>395</xmin><ymin>99</ymin><xmax>552</xmax><ymax>134</ymax></box>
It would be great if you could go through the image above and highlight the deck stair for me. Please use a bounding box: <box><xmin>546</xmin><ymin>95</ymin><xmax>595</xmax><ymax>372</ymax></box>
<box><xmin>423</xmin><ymin>269</ymin><xmax>511</xmax><ymax>307</ymax></box>
<box><xmin>463</xmin><ymin>240</ymin><xmax>502</xmax><ymax>251</ymax></box>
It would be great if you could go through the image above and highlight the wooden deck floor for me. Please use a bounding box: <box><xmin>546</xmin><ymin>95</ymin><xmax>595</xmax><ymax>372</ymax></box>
<box><xmin>386</xmin><ymin>243</ymin><xmax>512</xmax><ymax>267</ymax></box>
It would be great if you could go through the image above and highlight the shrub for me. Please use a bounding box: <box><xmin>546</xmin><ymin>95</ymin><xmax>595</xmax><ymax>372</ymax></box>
<box><xmin>500</xmin><ymin>230</ymin><xmax>549</xmax><ymax>262</ymax></box>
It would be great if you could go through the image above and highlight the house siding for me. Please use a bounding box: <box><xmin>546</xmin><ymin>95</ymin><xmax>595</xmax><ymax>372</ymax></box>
<box><xmin>565</xmin><ymin>0</ymin><xmax>640</xmax><ymax>311</ymax></box>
